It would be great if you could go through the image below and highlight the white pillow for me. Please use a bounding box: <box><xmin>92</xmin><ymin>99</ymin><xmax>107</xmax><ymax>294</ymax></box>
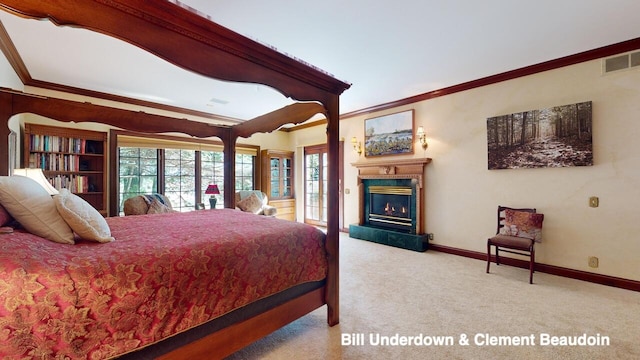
<box><xmin>54</xmin><ymin>189</ymin><xmax>114</xmax><ymax>243</ymax></box>
<box><xmin>0</xmin><ymin>175</ymin><xmax>74</xmax><ymax>244</ymax></box>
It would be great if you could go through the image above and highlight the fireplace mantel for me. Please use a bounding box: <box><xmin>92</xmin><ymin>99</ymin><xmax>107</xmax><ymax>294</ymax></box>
<box><xmin>350</xmin><ymin>158</ymin><xmax>431</xmax><ymax>251</ymax></box>
<box><xmin>351</xmin><ymin>158</ymin><xmax>432</xmax><ymax>184</ymax></box>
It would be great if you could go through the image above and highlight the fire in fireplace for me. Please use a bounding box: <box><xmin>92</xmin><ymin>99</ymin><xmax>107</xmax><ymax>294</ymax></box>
<box><xmin>368</xmin><ymin>186</ymin><xmax>412</xmax><ymax>232</ymax></box>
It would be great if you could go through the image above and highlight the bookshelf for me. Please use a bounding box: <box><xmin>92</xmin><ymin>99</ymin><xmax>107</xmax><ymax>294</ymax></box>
<box><xmin>23</xmin><ymin>123</ymin><xmax>107</xmax><ymax>215</ymax></box>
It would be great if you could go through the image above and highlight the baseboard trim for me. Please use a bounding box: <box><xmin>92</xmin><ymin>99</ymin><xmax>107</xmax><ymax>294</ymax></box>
<box><xmin>429</xmin><ymin>243</ymin><xmax>640</xmax><ymax>292</ymax></box>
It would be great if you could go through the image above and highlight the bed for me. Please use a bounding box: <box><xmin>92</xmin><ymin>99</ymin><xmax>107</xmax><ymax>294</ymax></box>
<box><xmin>0</xmin><ymin>208</ymin><xmax>327</xmax><ymax>358</ymax></box>
<box><xmin>0</xmin><ymin>0</ymin><xmax>350</xmax><ymax>358</ymax></box>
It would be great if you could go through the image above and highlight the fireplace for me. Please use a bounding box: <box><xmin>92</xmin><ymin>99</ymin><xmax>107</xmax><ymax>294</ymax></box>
<box><xmin>367</xmin><ymin>185</ymin><xmax>413</xmax><ymax>232</ymax></box>
<box><xmin>369</xmin><ymin>186</ymin><xmax>412</xmax><ymax>229</ymax></box>
<box><xmin>349</xmin><ymin>158</ymin><xmax>431</xmax><ymax>251</ymax></box>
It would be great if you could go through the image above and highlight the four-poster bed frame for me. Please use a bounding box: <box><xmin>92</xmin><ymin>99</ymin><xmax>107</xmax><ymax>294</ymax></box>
<box><xmin>0</xmin><ymin>0</ymin><xmax>350</xmax><ymax>358</ymax></box>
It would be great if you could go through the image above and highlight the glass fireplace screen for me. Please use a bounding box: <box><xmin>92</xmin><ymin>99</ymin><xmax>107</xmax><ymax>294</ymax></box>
<box><xmin>368</xmin><ymin>186</ymin><xmax>412</xmax><ymax>230</ymax></box>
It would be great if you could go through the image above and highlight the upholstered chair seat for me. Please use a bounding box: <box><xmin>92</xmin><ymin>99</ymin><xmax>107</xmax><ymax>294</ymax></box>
<box><xmin>488</xmin><ymin>234</ymin><xmax>532</xmax><ymax>250</ymax></box>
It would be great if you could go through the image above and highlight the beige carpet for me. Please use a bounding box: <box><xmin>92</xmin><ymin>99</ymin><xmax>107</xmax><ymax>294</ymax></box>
<box><xmin>226</xmin><ymin>233</ymin><xmax>640</xmax><ymax>359</ymax></box>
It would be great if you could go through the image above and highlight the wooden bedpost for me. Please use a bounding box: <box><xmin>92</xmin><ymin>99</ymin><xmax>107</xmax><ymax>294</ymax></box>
<box><xmin>0</xmin><ymin>91</ymin><xmax>12</xmax><ymax>176</ymax></box>
<box><xmin>223</xmin><ymin>133</ymin><xmax>237</xmax><ymax>209</ymax></box>
<box><xmin>325</xmin><ymin>94</ymin><xmax>340</xmax><ymax>326</ymax></box>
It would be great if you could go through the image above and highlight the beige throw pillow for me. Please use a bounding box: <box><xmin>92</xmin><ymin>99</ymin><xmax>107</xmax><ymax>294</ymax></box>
<box><xmin>237</xmin><ymin>192</ymin><xmax>263</xmax><ymax>214</ymax></box>
<box><xmin>147</xmin><ymin>198</ymin><xmax>172</xmax><ymax>214</ymax></box>
<box><xmin>54</xmin><ymin>189</ymin><xmax>114</xmax><ymax>243</ymax></box>
<box><xmin>0</xmin><ymin>175</ymin><xmax>74</xmax><ymax>244</ymax></box>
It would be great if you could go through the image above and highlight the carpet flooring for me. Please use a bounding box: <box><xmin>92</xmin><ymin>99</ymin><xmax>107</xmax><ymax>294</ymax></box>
<box><xmin>226</xmin><ymin>233</ymin><xmax>640</xmax><ymax>359</ymax></box>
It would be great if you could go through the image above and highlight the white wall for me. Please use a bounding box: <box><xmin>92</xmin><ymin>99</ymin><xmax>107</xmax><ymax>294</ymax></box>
<box><xmin>292</xmin><ymin>56</ymin><xmax>640</xmax><ymax>281</ymax></box>
<box><xmin>0</xmin><ymin>51</ymin><xmax>22</xmax><ymax>91</ymax></box>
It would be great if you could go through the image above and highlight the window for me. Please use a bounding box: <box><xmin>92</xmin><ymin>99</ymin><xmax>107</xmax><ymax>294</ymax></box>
<box><xmin>200</xmin><ymin>150</ymin><xmax>224</xmax><ymax>208</ymax></box>
<box><xmin>118</xmin><ymin>147</ymin><xmax>158</xmax><ymax>213</ymax></box>
<box><xmin>114</xmin><ymin>131</ymin><xmax>259</xmax><ymax>214</ymax></box>
<box><xmin>236</xmin><ymin>153</ymin><xmax>255</xmax><ymax>191</ymax></box>
<box><xmin>164</xmin><ymin>149</ymin><xmax>196</xmax><ymax>212</ymax></box>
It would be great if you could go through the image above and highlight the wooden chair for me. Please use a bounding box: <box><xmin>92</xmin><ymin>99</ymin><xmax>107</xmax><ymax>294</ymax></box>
<box><xmin>486</xmin><ymin>206</ymin><xmax>544</xmax><ymax>284</ymax></box>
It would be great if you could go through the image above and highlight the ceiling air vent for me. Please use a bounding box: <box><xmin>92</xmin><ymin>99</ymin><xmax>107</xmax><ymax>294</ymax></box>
<box><xmin>603</xmin><ymin>50</ymin><xmax>640</xmax><ymax>74</ymax></box>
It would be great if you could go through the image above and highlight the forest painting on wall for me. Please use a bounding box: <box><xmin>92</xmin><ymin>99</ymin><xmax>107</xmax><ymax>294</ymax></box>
<box><xmin>487</xmin><ymin>101</ymin><xmax>593</xmax><ymax>170</ymax></box>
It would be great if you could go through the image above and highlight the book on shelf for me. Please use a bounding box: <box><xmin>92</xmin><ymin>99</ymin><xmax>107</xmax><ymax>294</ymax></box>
<box><xmin>29</xmin><ymin>134</ymin><xmax>92</xmax><ymax>154</ymax></box>
<box><xmin>47</xmin><ymin>175</ymin><xmax>91</xmax><ymax>194</ymax></box>
<box><xmin>28</xmin><ymin>153</ymin><xmax>82</xmax><ymax>172</ymax></box>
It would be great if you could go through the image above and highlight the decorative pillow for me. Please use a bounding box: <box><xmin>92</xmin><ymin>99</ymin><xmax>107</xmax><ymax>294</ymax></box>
<box><xmin>0</xmin><ymin>175</ymin><xmax>74</xmax><ymax>244</ymax></box>
<box><xmin>237</xmin><ymin>190</ymin><xmax>264</xmax><ymax>203</ymax></box>
<box><xmin>237</xmin><ymin>192</ymin><xmax>263</xmax><ymax>214</ymax></box>
<box><xmin>0</xmin><ymin>203</ymin><xmax>12</xmax><ymax>226</ymax></box>
<box><xmin>54</xmin><ymin>189</ymin><xmax>114</xmax><ymax>243</ymax></box>
<box><xmin>123</xmin><ymin>195</ymin><xmax>149</xmax><ymax>216</ymax></box>
<box><xmin>499</xmin><ymin>209</ymin><xmax>544</xmax><ymax>242</ymax></box>
<box><xmin>144</xmin><ymin>194</ymin><xmax>173</xmax><ymax>210</ymax></box>
<box><xmin>147</xmin><ymin>198</ymin><xmax>173</xmax><ymax>214</ymax></box>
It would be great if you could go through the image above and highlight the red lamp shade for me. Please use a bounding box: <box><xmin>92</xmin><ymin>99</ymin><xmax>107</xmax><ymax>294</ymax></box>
<box><xmin>205</xmin><ymin>184</ymin><xmax>220</xmax><ymax>195</ymax></box>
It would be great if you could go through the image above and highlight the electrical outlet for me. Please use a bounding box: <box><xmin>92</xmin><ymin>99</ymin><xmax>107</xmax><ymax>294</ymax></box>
<box><xmin>588</xmin><ymin>256</ymin><xmax>599</xmax><ymax>268</ymax></box>
<box><xmin>589</xmin><ymin>196</ymin><xmax>599</xmax><ymax>208</ymax></box>
<box><xmin>427</xmin><ymin>233</ymin><xmax>434</xmax><ymax>240</ymax></box>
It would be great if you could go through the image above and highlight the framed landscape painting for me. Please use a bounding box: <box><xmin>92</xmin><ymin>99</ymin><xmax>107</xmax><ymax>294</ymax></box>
<box><xmin>364</xmin><ymin>110</ymin><xmax>414</xmax><ymax>157</ymax></box>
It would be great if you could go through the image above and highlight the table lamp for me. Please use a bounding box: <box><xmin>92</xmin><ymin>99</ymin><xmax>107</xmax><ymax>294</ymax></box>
<box><xmin>13</xmin><ymin>168</ymin><xmax>59</xmax><ymax>195</ymax></box>
<box><xmin>205</xmin><ymin>184</ymin><xmax>220</xmax><ymax>209</ymax></box>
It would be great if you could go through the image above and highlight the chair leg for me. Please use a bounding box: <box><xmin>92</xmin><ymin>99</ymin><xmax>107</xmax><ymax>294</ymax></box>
<box><xmin>529</xmin><ymin>246</ymin><xmax>535</xmax><ymax>284</ymax></box>
<box><xmin>486</xmin><ymin>242</ymin><xmax>491</xmax><ymax>273</ymax></box>
<box><xmin>495</xmin><ymin>246</ymin><xmax>500</xmax><ymax>265</ymax></box>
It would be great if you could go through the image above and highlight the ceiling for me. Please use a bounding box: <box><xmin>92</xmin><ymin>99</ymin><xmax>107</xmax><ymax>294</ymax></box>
<box><xmin>2</xmin><ymin>1</ymin><xmax>640</xmax><ymax>125</ymax></box>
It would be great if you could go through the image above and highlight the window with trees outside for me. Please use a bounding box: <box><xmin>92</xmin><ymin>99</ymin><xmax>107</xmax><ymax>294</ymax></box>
<box><xmin>164</xmin><ymin>149</ymin><xmax>196</xmax><ymax>212</ymax></box>
<box><xmin>118</xmin><ymin>147</ymin><xmax>158</xmax><ymax>212</ymax></box>
<box><xmin>235</xmin><ymin>153</ymin><xmax>255</xmax><ymax>191</ymax></box>
<box><xmin>115</xmin><ymin>132</ymin><xmax>258</xmax><ymax>215</ymax></box>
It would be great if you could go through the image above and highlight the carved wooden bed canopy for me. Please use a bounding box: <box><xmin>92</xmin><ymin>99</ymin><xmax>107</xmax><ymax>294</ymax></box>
<box><xmin>0</xmin><ymin>0</ymin><xmax>350</xmax><ymax>208</ymax></box>
<box><xmin>0</xmin><ymin>0</ymin><xmax>350</xmax><ymax>346</ymax></box>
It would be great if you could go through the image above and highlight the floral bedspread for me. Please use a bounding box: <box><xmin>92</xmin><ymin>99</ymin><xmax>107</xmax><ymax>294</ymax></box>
<box><xmin>0</xmin><ymin>209</ymin><xmax>327</xmax><ymax>359</ymax></box>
